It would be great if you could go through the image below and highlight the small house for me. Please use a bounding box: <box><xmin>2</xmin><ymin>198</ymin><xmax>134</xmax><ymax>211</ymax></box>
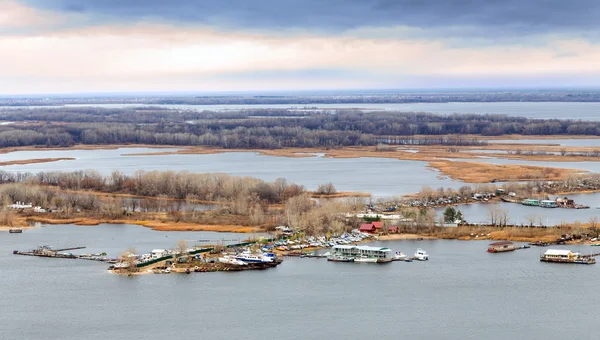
<box><xmin>359</xmin><ymin>224</ymin><xmax>376</xmax><ymax>233</ymax></box>
<box><xmin>359</xmin><ymin>222</ymin><xmax>384</xmax><ymax>234</ymax></box>
<box><xmin>151</xmin><ymin>249</ymin><xmax>168</xmax><ymax>259</ymax></box>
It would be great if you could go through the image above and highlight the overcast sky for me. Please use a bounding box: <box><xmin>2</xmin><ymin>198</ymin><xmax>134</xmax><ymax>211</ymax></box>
<box><xmin>1</xmin><ymin>0</ymin><xmax>600</xmax><ymax>94</ymax></box>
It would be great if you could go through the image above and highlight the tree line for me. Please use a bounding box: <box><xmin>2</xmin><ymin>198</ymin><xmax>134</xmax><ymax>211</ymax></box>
<box><xmin>2</xmin><ymin>108</ymin><xmax>600</xmax><ymax>149</ymax></box>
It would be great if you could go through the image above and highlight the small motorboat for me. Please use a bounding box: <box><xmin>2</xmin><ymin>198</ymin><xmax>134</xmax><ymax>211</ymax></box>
<box><xmin>393</xmin><ymin>252</ymin><xmax>407</xmax><ymax>260</ymax></box>
<box><xmin>9</xmin><ymin>228</ymin><xmax>23</xmax><ymax>234</ymax></box>
<box><xmin>414</xmin><ymin>248</ymin><xmax>429</xmax><ymax>261</ymax></box>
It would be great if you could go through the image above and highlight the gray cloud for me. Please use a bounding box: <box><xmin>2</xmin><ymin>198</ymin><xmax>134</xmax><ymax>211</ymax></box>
<box><xmin>19</xmin><ymin>0</ymin><xmax>600</xmax><ymax>38</ymax></box>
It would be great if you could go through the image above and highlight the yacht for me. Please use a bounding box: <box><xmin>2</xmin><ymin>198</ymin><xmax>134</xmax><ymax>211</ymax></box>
<box><xmin>218</xmin><ymin>255</ymin><xmax>248</xmax><ymax>266</ymax></box>
<box><xmin>234</xmin><ymin>251</ymin><xmax>273</xmax><ymax>263</ymax></box>
<box><xmin>414</xmin><ymin>248</ymin><xmax>429</xmax><ymax>261</ymax></box>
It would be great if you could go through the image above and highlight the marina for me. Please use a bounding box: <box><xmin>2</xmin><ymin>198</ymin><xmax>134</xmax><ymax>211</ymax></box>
<box><xmin>4</xmin><ymin>223</ymin><xmax>600</xmax><ymax>339</ymax></box>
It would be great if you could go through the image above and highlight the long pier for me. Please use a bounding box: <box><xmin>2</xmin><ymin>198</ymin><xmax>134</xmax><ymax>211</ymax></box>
<box><xmin>13</xmin><ymin>246</ymin><xmax>117</xmax><ymax>263</ymax></box>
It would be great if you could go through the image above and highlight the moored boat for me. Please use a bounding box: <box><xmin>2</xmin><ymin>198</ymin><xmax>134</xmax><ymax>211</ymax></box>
<box><xmin>234</xmin><ymin>250</ymin><xmax>273</xmax><ymax>264</ymax></box>
<box><xmin>8</xmin><ymin>228</ymin><xmax>23</xmax><ymax>233</ymax></box>
<box><xmin>414</xmin><ymin>248</ymin><xmax>429</xmax><ymax>261</ymax></box>
<box><xmin>540</xmin><ymin>249</ymin><xmax>596</xmax><ymax>264</ymax></box>
<box><xmin>393</xmin><ymin>252</ymin><xmax>407</xmax><ymax>260</ymax></box>
<box><xmin>218</xmin><ymin>255</ymin><xmax>248</xmax><ymax>266</ymax></box>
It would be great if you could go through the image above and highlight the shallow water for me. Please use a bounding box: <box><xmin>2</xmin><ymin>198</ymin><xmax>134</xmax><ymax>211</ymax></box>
<box><xmin>0</xmin><ymin>148</ymin><xmax>461</xmax><ymax>197</ymax></box>
<box><xmin>1</xmin><ymin>225</ymin><xmax>599</xmax><ymax>340</ymax></box>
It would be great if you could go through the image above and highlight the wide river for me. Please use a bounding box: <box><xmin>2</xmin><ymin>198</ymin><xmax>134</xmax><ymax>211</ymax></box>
<box><xmin>1</xmin><ymin>224</ymin><xmax>599</xmax><ymax>340</ymax></box>
<box><xmin>2</xmin><ymin>101</ymin><xmax>600</xmax><ymax>120</ymax></box>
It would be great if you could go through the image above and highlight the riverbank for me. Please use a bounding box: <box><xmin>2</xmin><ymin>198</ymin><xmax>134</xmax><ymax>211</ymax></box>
<box><xmin>0</xmin><ymin>158</ymin><xmax>75</xmax><ymax>166</ymax></box>
<box><xmin>23</xmin><ymin>216</ymin><xmax>259</xmax><ymax>233</ymax></box>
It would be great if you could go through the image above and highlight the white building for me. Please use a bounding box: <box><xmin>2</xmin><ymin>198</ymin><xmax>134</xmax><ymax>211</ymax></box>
<box><xmin>331</xmin><ymin>245</ymin><xmax>392</xmax><ymax>261</ymax></box>
<box><xmin>151</xmin><ymin>249</ymin><xmax>168</xmax><ymax>259</ymax></box>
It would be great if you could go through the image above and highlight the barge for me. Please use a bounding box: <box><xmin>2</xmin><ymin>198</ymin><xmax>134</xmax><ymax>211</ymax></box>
<box><xmin>540</xmin><ymin>249</ymin><xmax>596</xmax><ymax>264</ymax></box>
<box><xmin>488</xmin><ymin>241</ymin><xmax>518</xmax><ymax>253</ymax></box>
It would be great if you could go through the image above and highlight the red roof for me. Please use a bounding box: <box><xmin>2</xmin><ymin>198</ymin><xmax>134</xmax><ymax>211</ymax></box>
<box><xmin>372</xmin><ymin>222</ymin><xmax>383</xmax><ymax>229</ymax></box>
<box><xmin>489</xmin><ymin>241</ymin><xmax>513</xmax><ymax>246</ymax></box>
<box><xmin>388</xmin><ymin>226</ymin><xmax>398</xmax><ymax>232</ymax></box>
<box><xmin>359</xmin><ymin>224</ymin><xmax>375</xmax><ymax>231</ymax></box>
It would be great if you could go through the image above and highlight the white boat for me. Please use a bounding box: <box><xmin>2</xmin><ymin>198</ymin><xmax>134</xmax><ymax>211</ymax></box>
<box><xmin>234</xmin><ymin>251</ymin><xmax>273</xmax><ymax>263</ymax></box>
<box><xmin>393</xmin><ymin>252</ymin><xmax>407</xmax><ymax>260</ymax></box>
<box><xmin>218</xmin><ymin>255</ymin><xmax>248</xmax><ymax>266</ymax></box>
<box><xmin>414</xmin><ymin>248</ymin><xmax>429</xmax><ymax>261</ymax></box>
<box><xmin>354</xmin><ymin>256</ymin><xmax>378</xmax><ymax>263</ymax></box>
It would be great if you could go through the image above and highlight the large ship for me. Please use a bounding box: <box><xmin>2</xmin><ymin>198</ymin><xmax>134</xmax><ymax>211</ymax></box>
<box><xmin>540</xmin><ymin>249</ymin><xmax>595</xmax><ymax>264</ymax></box>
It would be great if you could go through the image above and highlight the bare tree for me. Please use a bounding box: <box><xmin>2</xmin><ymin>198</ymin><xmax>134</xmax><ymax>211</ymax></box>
<box><xmin>176</xmin><ymin>240</ymin><xmax>189</xmax><ymax>256</ymax></box>
<box><xmin>119</xmin><ymin>247</ymin><xmax>138</xmax><ymax>274</ymax></box>
<box><xmin>316</xmin><ymin>183</ymin><xmax>337</xmax><ymax>195</ymax></box>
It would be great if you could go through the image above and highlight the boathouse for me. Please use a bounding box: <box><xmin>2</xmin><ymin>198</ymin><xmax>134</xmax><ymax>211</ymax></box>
<box><xmin>487</xmin><ymin>241</ymin><xmax>517</xmax><ymax>253</ymax></box>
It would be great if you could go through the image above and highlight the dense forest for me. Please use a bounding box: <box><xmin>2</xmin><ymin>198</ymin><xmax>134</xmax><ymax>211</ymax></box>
<box><xmin>1</xmin><ymin>107</ymin><xmax>600</xmax><ymax>148</ymax></box>
<box><xmin>2</xmin><ymin>90</ymin><xmax>600</xmax><ymax>106</ymax></box>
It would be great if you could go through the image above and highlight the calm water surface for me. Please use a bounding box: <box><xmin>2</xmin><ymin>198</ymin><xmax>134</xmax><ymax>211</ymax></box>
<box><xmin>2</xmin><ymin>102</ymin><xmax>600</xmax><ymax>120</ymax></box>
<box><xmin>1</xmin><ymin>225</ymin><xmax>599</xmax><ymax>340</ymax></box>
<box><xmin>0</xmin><ymin>148</ymin><xmax>461</xmax><ymax>197</ymax></box>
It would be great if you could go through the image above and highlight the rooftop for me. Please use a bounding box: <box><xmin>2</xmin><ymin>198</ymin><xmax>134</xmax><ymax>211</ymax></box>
<box><xmin>544</xmin><ymin>249</ymin><xmax>572</xmax><ymax>256</ymax></box>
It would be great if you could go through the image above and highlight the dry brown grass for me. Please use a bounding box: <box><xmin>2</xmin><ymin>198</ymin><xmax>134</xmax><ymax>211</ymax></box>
<box><xmin>25</xmin><ymin>215</ymin><xmax>258</xmax><ymax>232</ymax></box>
<box><xmin>427</xmin><ymin>160</ymin><xmax>582</xmax><ymax>183</ymax></box>
<box><xmin>422</xmin><ymin>226</ymin><xmax>563</xmax><ymax>243</ymax></box>
<box><xmin>0</xmin><ymin>158</ymin><xmax>75</xmax><ymax>166</ymax></box>
<box><xmin>308</xmin><ymin>191</ymin><xmax>371</xmax><ymax>198</ymax></box>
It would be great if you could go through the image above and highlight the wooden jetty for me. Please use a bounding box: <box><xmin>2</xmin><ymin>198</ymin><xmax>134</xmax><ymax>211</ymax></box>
<box><xmin>13</xmin><ymin>246</ymin><xmax>116</xmax><ymax>263</ymax></box>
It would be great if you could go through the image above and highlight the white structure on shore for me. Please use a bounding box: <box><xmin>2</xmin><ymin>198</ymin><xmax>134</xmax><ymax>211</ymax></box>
<box><xmin>151</xmin><ymin>249</ymin><xmax>168</xmax><ymax>259</ymax></box>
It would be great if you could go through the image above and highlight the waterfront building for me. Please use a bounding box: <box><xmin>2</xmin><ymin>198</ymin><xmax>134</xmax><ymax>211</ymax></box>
<box><xmin>331</xmin><ymin>245</ymin><xmax>392</xmax><ymax>262</ymax></box>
